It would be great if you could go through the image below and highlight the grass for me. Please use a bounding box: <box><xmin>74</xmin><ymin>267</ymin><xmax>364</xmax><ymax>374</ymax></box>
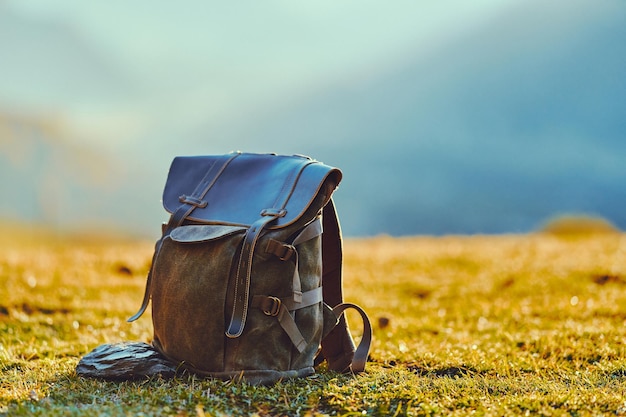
<box><xmin>2</xmin><ymin>227</ymin><xmax>626</xmax><ymax>416</ymax></box>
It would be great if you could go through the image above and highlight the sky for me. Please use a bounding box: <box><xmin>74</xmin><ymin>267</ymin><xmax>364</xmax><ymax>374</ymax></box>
<box><xmin>1</xmin><ymin>1</ymin><xmax>513</xmax><ymax>148</ymax></box>
<box><xmin>1</xmin><ymin>1</ymin><xmax>625</xmax><ymax>237</ymax></box>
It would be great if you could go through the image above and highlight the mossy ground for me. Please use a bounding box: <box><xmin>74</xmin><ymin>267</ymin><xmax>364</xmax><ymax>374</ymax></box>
<box><xmin>2</xmin><ymin>230</ymin><xmax>626</xmax><ymax>416</ymax></box>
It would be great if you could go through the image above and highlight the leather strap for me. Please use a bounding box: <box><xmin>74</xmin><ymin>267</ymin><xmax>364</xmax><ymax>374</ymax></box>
<box><xmin>276</xmin><ymin>303</ymin><xmax>307</xmax><ymax>352</ymax></box>
<box><xmin>331</xmin><ymin>303</ymin><xmax>372</xmax><ymax>373</ymax></box>
<box><xmin>225</xmin><ymin>212</ymin><xmax>284</xmax><ymax>338</ymax></box>
<box><xmin>252</xmin><ymin>287</ymin><xmax>323</xmax><ymax>313</ymax></box>
<box><xmin>127</xmin><ymin>239</ymin><xmax>164</xmax><ymax>322</ymax></box>
<box><xmin>320</xmin><ymin>200</ymin><xmax>343</xmax><ymax>306</ymax></box>
<box><xmin>127</xmin><ymin>153</ymin><xmax>240</xmax><ymax>323</ymax></box>
<box><xmin>318</xmin><ymin>199</ymin><xmax>349</xmax><ymax>360</ymax></box>
<box><xmin>317</xmin><ymin>200</ymin><xmax>371</xmax><ymax>373</ymax></box>
<box><xmin>225</xmin><ymin>159</ymin><xmax>314</xmax><ymax>338</ymax></box>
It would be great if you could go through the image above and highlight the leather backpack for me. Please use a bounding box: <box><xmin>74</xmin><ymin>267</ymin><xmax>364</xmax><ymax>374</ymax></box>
<box><xmin>128</xmin><ymin>152</ymin><xmax>372</xmax><ymax>384</ymax></box>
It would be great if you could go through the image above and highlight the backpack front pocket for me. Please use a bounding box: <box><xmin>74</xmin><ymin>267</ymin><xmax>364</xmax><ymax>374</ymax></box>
<box><xmin>151</xmin><ymin>225</ymin><xmax>246</xmax><ymax>372</ymax></box>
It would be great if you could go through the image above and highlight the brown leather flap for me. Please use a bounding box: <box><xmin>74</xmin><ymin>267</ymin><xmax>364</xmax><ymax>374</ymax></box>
<box><xmin>162</xmin><ymin>153</ymin><xmax>342</xmax><ymax>229</ymax></box>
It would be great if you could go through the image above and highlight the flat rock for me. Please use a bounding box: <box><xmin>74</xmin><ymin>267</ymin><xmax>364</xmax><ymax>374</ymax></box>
<box><xmin>76</xmin><ymin>342</ymin><xmax>178</xmax><ymax>380</ymax></box>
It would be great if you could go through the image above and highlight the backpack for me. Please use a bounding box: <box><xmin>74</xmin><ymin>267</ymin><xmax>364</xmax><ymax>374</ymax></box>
<box><xmin>128</xmin><ymin>152</ymin><xmax>372</xmax><ymax>385</ymax></box>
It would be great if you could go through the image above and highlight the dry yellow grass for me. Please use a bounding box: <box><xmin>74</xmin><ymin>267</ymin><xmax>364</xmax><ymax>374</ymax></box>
<box><xmin>2</xmin><ymin>229</ymin><xmax>626</xmax><ymax>415</ymax></box>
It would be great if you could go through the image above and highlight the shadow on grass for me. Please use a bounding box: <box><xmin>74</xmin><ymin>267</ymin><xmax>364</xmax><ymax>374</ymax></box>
<box><xmin>407</xmin><ymin>364</ymin><xmax>485</xmax><ymax>378</ymax></box>
<box><xmin>378</xmin><ymin>360</ymin><xmax>488</xmax><ymax>378</ymax></box>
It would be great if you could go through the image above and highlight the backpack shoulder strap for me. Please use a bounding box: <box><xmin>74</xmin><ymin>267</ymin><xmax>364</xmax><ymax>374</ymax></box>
<box><xmin>320</xmin><ymin>199</ymin><xmax>372</xmax><ymax>373</ymax></box>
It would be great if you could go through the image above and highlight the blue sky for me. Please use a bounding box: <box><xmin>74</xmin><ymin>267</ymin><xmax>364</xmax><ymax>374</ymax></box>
<box><xmin>1</xmin><ymin>1</ymin><xmax>625</xmax><ymax>236</ymax></box>
<box><xmin>1</xmin><ymin>1</ymin><xmax>518</xmax><ymax>149</ymax></box>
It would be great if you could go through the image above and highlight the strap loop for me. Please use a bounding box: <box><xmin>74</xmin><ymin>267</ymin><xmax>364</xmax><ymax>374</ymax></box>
<box><xmin>178</xmin><ymin>195</ymin><xmax>208</xmax><ymax>208</ymax></box>
<box><xmin>260</xmin><ymin>208</ymin><xmax>287</xmax><ymax>217</ymax></box>
<box><xmin>330</xmin><ymin>303</ymin><xmax>372</xmax><ymax>373</ymax></box>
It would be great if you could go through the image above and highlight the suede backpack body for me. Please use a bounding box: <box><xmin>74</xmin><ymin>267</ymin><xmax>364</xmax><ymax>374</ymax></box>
<box><xmin>128</xmin><ymin>152</ymin><xmax>371</xmax><ymax>384</ymax></box>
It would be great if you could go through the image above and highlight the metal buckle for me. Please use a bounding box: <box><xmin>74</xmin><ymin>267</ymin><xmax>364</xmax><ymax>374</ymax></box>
<box><xmin>263</xmin><ymin>296</ymin><xmax>282</xmax><ymax>317</ymax></box>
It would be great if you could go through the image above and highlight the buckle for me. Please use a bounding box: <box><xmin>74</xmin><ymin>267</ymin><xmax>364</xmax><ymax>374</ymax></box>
<box><xmin>278</xmin><ymin>244</ymin><xmax>296</xmax><ymax>261</ymax></box>
<box><xmin>263</xmin><ymin>296</ymin><xmax>282</xmax><ymax>317</ymax></box>
<box><xmin>179</xmin><ymin>195</ymin><xmax>208</xmax><ymax>208</ymax></box>
<box><xmin>260</xmin><ymin>208</ymin><xmax>287</xmax><ymax>218</ymax></box>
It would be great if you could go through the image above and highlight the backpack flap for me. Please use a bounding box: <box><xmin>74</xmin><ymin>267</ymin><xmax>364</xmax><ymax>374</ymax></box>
<box><xmin>162</xmin><ymin>153</ymin><xmax>342</xmax><ymax>229</ymax></box>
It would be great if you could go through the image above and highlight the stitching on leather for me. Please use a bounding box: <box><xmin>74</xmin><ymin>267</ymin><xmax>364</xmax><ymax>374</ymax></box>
<box><xmin>271</xmin><ymin>158</ymin><xmax>310</xmax><ymax>209</ymax></box>
<box><xmin>197</xmin><ymin>153</ymin><xmax>240</xmax><ymax>200</ymax></box>
<box><xmin>278</xmin><ymin>161</ymin><xmax>315</xmax><ymax>210</ymax></box>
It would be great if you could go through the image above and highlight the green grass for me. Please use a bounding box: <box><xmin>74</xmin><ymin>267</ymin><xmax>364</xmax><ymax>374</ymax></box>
<box><xmin>2</xmin><ymin>230</ymin><xmax>626</xmax><ymax>416</ymax></box>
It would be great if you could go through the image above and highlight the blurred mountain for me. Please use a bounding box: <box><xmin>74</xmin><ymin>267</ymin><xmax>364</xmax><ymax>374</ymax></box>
<box><xmin>184</xmin><ymin>2</ymin><xmax>626</xmax><ymax>235</ymax></box>
<box><xmin>0</xmin><ymin>1</ymin><xmax>625</xmax><ymax>237</ymax></box>
<box><xmin>0</xmin><ymin>113</ymin><xmax>157</xmax><ymax>237</ymax></box>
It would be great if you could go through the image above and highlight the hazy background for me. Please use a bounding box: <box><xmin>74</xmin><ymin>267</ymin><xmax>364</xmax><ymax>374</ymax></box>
<box><xmin>1</xmin><ymin>1</ymin><xmax>625</xmax><ymax>238</ymax></box>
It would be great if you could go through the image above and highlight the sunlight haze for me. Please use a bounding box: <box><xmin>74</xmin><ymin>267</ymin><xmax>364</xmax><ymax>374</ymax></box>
<box><xmin>1</xmin><ymin>0</ymin><xmax>624</xmax><ymax>237</ymax></box>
